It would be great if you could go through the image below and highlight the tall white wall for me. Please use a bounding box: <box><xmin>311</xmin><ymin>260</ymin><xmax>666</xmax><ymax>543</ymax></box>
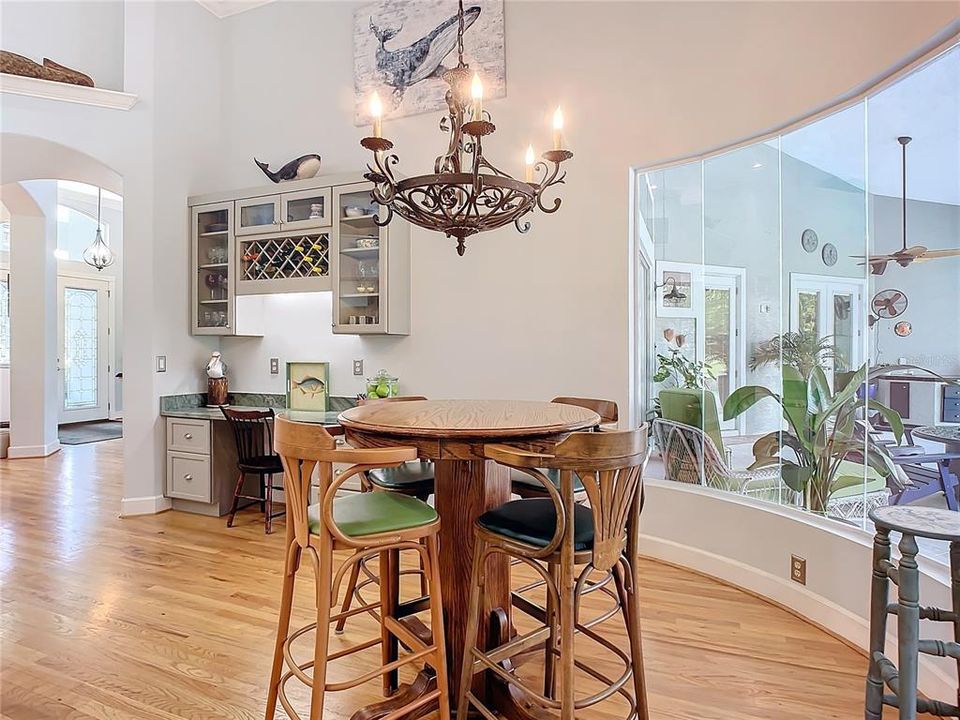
<box><xmin>869</xmin><ymin>195</ymin><xmax>960</xmax><ymax>374</ymax></box>
<box><xmin>215</xmin><ymin>0</ymin><xmax>959</xmax><ymax>412</ymax></box>
<box><xmin>0</xmin><ymin>0</ymin><xmax>126</xmax><ymax>91</ymax></box>
<box><xmin>0</xmin><ymin>0</ymin><xmax>221</xmax><ymax>510</ymax></box>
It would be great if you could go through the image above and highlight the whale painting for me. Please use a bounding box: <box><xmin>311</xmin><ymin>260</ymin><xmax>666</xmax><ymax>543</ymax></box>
<box><xmin>354</xmin><ymin>0</ymin><xmax>505</xmax><ymax>124</ymax></box>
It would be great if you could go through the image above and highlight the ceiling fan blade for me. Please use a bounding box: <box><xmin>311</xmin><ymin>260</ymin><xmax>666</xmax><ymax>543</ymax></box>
<box><xmin>913</xmin><ymin>248</ymin><xmax>960</xmax><ymax>261</ymax></box>
<box><xmin>869</xmin><ymin>260</ymin><xmax>889</xmax><ymax>276</ymax></box>
<box><xmin>904</xmin><ymin>245</ymin><xmax>929</xmax><ymax>257</ymax></box>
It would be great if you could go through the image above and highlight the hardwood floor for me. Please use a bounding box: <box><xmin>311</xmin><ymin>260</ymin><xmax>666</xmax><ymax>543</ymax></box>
<box><xmin>0</xmin><ymin>439</ymin><xmax>883</xmax><ymax>719</ymax></box>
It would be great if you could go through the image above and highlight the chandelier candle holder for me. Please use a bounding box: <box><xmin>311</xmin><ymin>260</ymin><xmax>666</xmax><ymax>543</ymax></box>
<box><xmin>360</xmin><ymin>0</ymin><xmax>572</xmax><ymax>256</ymax></box>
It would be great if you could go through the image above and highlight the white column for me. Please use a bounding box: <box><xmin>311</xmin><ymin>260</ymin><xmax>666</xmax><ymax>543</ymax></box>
<box><xmin>6</xmin><ymin>181</ymin><xmax>59</xmax><ymax>457</ymax></box>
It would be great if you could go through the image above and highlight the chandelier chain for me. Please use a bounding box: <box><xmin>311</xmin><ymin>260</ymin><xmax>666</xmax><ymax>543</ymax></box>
<box><xmin>456</xmin><ymin>0</ymin><xmax>465</xmax><ymax>68</ymax></box>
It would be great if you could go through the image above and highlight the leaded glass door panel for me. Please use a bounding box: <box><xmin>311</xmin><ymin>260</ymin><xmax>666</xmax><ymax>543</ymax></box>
<box><xmin>58</xmin><ymin>276</ymin><xmax>110</xmax><ymax>423</ymax></box>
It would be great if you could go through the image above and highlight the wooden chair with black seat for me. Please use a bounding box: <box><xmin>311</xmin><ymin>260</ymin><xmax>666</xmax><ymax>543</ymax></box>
<box><xmin>510</xmin><ymin>396</ymin><xmax>618</xmax><ymax>499</ymax></box>
<box><xmin>335</xmin><ymin>396</ymin><xmax>435</xmax><ymax>634</ymax></box>
<box><xmin>221</xmin><ymin>407</ymin><xmax>285</xmax><ymax>534</ymax></box>
<box><xmin>266</xmin><ymin>415</ymin><xmax>450</xmax><ymax>720</ymax></box>
<box><xmin>458</xmin><ymin>426</ymin><xmax>652</xmax><ymax>720</ymax></box>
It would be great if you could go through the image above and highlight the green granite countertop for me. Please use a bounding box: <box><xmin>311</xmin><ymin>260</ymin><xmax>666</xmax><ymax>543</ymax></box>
<box><xmin>160</xmin><ymin>393</ymin><xmax>352</xmax><ymax>425</ymax></box>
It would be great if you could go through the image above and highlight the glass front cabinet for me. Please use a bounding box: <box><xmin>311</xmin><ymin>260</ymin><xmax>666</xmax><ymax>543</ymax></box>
<box><xmin>189</xmin><ymin>176</ymin><xmax>408</xmax><ymax>337</ymax></box>
<box><xmin>191</xmin><ymin>202</ymin><xmax>263</xmax><ymax>336</ymax></box>
<box><xmin>332</xmin><ymin>182</ymin><xmax>410</xmax><ymax>335</ymax></box>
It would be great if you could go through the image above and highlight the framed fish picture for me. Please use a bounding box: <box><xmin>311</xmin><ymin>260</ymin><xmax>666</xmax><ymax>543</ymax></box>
<box><xmin>286</xmin><ymin>362</ymin><xmax>330</xmax><ymax>412</ymax></box>
<box><xmin>354</xmin><ymin>0</ymin><xmax>505</xmax><ymax>124</ymax></box>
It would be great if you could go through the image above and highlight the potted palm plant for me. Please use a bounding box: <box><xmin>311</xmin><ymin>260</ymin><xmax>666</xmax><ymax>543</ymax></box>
<box><xmin>722</xmin><ymin>363</ymin><xmax>907</xmax><ymax>514</ymax></box>
<box><xmin>749</xmin><ymin>330</ymin><xmax>841</xmax><ymax>379</ymax></box>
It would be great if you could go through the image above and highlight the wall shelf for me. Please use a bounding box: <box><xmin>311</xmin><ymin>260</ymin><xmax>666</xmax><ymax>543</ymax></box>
<box><xmin>0</xmin><ymin>73</ymin><xmax>139</xmax><ymax>110</ymax></box>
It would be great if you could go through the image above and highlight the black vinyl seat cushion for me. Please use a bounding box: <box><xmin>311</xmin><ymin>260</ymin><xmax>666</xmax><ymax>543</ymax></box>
<box><xmin>477</xmin><ymin>498</ymin><xmax>594</xmax><ymax>551</ymax></box>
<box><xmin>510</xmin><ymin>467</ymin><xmax>584</xmax><ymax>492</ymax></box>
<box><xmin>368</xmin><ymin>461</ymin><xmax>435</xmax><ymax>495</ymax></box>
<box><xmin>238</xmin><ymin>454</ymin><xmax>284</xmax><ymax>474</ymax></box>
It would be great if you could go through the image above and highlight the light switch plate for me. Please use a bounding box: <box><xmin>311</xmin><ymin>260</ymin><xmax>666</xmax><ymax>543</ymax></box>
<box><xmin>353</xmin><ymin>359</ymin><xmax>364</xmax><ymax>376</ymax></box>
<box><xmin>156</xmin><ymin>355</ymin><xmax>167</xmax><ymax>373</ymax></box>
<box><xmin>270</xmin><ymin>357</ymin><xmax>279</xmax><ymax>375</ymax></box>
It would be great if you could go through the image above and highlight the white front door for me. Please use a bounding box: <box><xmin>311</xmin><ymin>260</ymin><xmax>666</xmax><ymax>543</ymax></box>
<box><xmin>790</xmin><ymin>273</ymin><xmax>864</xmax><ymax>383</ymax></box>
<box><xmin>58</xmin><ymin>276</ymin><xmax>111</xmax><ymax>423</ymax></box>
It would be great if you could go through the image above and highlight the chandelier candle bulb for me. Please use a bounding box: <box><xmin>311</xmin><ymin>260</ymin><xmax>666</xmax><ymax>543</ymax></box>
<box><xmin>553</xmin><ymin>107</ymin><xmax>564</xmax><ymax>150</ymax></box>
<box><xmin>471</xmin><ymin>72</ymin><xmax>483</xmax><ymax>122</ymax></box>
<box><xmin>370</xmin><ymin>91</ymin><xmax>383</xmax><ymax>139</ymax></box>
<box><xmin>525</xmin><ymin>145</ymin><xmax>535</xmax><ymax>182</ymax></box>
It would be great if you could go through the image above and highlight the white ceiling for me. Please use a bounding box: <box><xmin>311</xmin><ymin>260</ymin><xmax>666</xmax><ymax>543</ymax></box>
<box><xmin>778</xmin><ymin>45</ymin><xmax>959</xmax><ymax>206</ymax></box>
<box><xmin>195</xmin><ymin>0</ymin><xmax>277</xmax><ymax>19</ymax></box>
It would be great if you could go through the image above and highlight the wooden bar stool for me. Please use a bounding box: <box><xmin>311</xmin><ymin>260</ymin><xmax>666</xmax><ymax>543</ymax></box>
<box><xmin>865</xmin><ymin>506</ymin><xmax>960</xmax><ymax>719</ymax></box>
<box><xmin>509</xmin><ymin>397</ymin><xmax>616</xmax><ymax>498</ymax></box>
<box><xmin>335</xmin><ymin>396</ymin><xmax>435</xmax><ymax>634</ymax></box>
<box><xmin>458</xmin><ymin>426</ymin><xmax>651</xmax><ymax>720</ymax></box>
<box><xmin>266</xmin><ymin>416</ymin><xmax>450</xmax><ymax>720</ymax></box>
<box><xmin>510</xmin><ymin>397</ymin><xmax>621</xmax><ymax>624</ymax></box>
<box><xmin>221</xmin><ymin>407</ymin><xmax>285</xmax><ymax>534</ymax></box>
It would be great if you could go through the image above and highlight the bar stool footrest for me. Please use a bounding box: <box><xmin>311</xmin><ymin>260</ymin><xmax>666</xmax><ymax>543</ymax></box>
<box><xmin>887</xmin><ymin>603</ymin><xmax>957</xmax><ymax>622</ymax></box>
<box><xmin>875</xmin><ymin>653</ymin><xmax>960</xmax><ymax>717</ymax></box>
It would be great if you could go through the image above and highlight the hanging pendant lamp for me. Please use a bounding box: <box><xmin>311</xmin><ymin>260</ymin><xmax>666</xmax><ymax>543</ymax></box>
<box><xmin>82</xmin><ymin>187</ymin><xmax>114</xmax><ymax>271</ymax></box>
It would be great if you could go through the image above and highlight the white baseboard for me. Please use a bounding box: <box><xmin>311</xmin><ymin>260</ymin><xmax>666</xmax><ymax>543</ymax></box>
<box><xmin>120</xmin><ymin>494</ymin><xmax>172</xmax><ymax>517</ymax></box>
<box><xmin>639</xmin><ymin>533</ymin><xmax>957</xmax><ymax>701</ymax></box>
<box><xmin>7</xmin><ymin>440</ymin><xmax>61</xmax><ymax>458</ymax></box>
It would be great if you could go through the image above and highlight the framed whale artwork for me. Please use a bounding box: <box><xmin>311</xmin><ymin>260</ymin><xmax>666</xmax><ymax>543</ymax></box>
<box><xmin>286</xmin><ymin>362</ymin><xmax>330</xmax><ymax>412</ymax></box>
<box><xmin>354</xmin><ymin>0</ymin><xmax>505</xmax><ymax>123</ymax></box>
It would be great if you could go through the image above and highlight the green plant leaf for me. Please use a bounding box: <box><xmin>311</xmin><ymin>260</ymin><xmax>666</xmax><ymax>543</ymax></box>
<box><xmin>781</xmin><ymin>366</ymin><xmax>810</xmax><ymax>443</ymax></box>
<box><xmin>782</xmin><ymin>464</ymin><xmax>812</xmax><ymax>493</ymax></box>
<box><xmin>814</xmin><ymin>364</ymin><xmax>867</xmax><ymax>434</ymax></box>
<box><xmin>807</xmin><ymin>365</ymin><xmax>832</xmax><ymax>416</ymax></box>
<box><xmin>868</xmin><ymin>400</ymin><xmax>904</xmax><ymax>445</ymax></box>
<box><xmin>723</xmin><ymin>385</ymin><xmax>780</xmax><ymax>421</ymax></box>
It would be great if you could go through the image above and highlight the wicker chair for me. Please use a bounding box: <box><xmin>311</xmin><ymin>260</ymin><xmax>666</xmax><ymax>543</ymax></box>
<box><xmin>652</xmin><ymin>418</ymin><xmax>782</xmax><ymax>501</ymax></box>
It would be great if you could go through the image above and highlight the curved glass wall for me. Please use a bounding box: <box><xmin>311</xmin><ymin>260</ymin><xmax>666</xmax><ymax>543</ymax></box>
<box><xmin>639</xmin><ymin>44</ymin><xmax>959</xmax><ymax>548</ymax></box>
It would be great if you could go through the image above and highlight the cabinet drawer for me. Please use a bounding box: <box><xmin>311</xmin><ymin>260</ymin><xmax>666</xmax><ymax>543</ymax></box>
<box><xmin>944</xmin><ymin>398</ymin><xmax>960</xmax><ymax>413</ymax></box>
<box><xmin>945</xmin><ymin>385</ymin><xmax>960</xmax><ymax>400</ymax></box>
<box><xmin>167</xmin><ymin>418</ymin><xmax>210</xmax><ymax>453</ymax></box>
<box><xmin>943</xmin><ymin>411</ymin><xmax>960</xmax><ymax>424</ymax></box>
<box><xmin>167</xmin><ymin>452</ymin><xmax>212</xmax><ymax>502</ymax></box>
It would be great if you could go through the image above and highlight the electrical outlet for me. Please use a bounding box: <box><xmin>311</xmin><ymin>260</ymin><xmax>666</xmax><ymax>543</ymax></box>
<box><xmin>270</xmin><ymin>357</ymin><xmax>279</xmax><ymax>375</ymax></box>
<box><xmin>156</xmin><ymin>355</ymin><xmax>167</xmax><ymax>373</ymax></box>
<box><xmin>353</xmin><ymin>359</ymin><xmax>364</xmax><ymax>376</ymax></box>
<box><xmin>790</xmin><ymin>555</ymin><xmax>806</xmax><ymax>585</ymax></box>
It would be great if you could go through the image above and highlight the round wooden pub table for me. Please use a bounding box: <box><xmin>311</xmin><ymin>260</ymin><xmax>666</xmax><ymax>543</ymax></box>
<box><xmin>338</xmin><ymin>399</ymin><xmax>601</xmax><ymax>719</ymax></box>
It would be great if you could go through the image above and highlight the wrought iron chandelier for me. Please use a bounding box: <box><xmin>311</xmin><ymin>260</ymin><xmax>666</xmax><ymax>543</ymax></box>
<box><xmin>360</xmin><ymin>0</ymin><xmax>573</xmax><ymax>256</ymax></box>
<box><xmin>82</xmin><ymin>186</ymin><xmax>114</xmax><ymax>271</ymax></box>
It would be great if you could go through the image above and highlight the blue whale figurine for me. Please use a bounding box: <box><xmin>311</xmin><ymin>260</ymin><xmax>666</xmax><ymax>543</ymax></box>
<box><xmin>254</xmin><ymin>154</ymin><xmax>322</xmax><ymax>183</ymax></box>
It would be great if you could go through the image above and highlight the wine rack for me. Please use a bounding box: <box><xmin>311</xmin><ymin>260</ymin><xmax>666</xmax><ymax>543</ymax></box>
<box><xmin>236</xmin><ymin>232</ymin><xmax>331</xmax><ymax>294</ymax></box>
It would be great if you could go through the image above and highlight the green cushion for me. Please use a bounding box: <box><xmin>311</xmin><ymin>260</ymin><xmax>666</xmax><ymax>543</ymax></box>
<box><xmin>510</xmin><ymin>467</ymin><xmax>584</xmax><ymax>493</ymax></box>
<box><xmin>478</xmin><ymin>498</ymin><xmax>594</xmax><ymax>551</ymax></box>
<box><xmin>831</xmin><ymin>461</ymin><xmax>885</xmax><ymax>500</ymax></box>
<box><xmin>367</xmin><ymin>461</ymin><xmax>435</xmax><ymax>494</ymax></box>
<box><xmin>308</xmin><ymin>492</ymin><xmax>438</xmax><ymax>538</ymax></box>
<box><xmin>659</xmin><ymin>388</ymin><xmax>725</xmax><ymax>456</ymax></box>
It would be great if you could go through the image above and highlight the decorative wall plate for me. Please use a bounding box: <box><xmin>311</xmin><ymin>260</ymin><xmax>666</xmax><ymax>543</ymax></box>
<box><xmin>894</xmin><ymin>321</ymin><xmax>913</xmax><ymax>337</ymax></box>
<box><xmin>821</xmin><ymin>242</ymin><xmax>838</xmax><ymax>266</ymax></box>
<box><xmin>801</xmin><ymin>228</ymin><xmax>818</xmax><ymax>253</ymax></box>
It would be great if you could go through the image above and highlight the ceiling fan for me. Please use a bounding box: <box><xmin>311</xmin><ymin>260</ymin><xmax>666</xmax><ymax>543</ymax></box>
<box><xmin>855</xmin><ymin>136</ymin><xmax>960</xmax><ymax>275</ymax></box>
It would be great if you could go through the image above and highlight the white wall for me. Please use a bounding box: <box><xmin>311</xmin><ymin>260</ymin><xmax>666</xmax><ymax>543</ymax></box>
<box><xmin>215</xmin><ymin>0</ymin><xmax>959</xmax><ymax>413</ymax></box>
<box><xmin>0</xmin><ymin>0</ymin><xmax>221</xmax><ymax>509</ymax></box>
<box><xmin>0</xmin><ymin>0</ymin><xmax>126</xmax><ymax>91</ymax></box>
<box><xmin>869</xmin><ymin>195</ymin><xmax>960</xmax><ymax>374</ymax></box>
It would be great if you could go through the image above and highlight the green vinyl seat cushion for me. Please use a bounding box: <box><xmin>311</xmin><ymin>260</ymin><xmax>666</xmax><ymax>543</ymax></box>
<box><xmin>477</xmin><ymin>498</ymin><xmax>594</xmax><ymax>551</ymax></box>
<box><xmin>308</xmin><ymin>491</ymin><xmax>438</xmax><ymax>538</ymax></box>
<box><xmin>367</xmin><ymin>461</ymin><xmax>435</xmax><ymax>495</ymax></box>
<box><xmin>510</xmin><ymin>467</ymin><xmax>584</xmax><ymax>493</ymax></box>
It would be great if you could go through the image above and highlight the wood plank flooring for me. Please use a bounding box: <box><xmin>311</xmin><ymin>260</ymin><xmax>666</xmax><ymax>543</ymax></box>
<box><xmin>0</xmin><ymin>439</ymin><xmax>884</xmax><ymax>719</ymax></box>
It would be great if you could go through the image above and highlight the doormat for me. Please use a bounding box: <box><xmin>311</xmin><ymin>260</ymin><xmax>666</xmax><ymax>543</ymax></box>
<box><xmin>59</xmin><ymin>420</ymin><xmax>123</xmax><ymax>445</ymax></box>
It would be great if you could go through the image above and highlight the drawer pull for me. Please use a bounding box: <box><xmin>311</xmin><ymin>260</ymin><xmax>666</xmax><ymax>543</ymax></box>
<box><xmin>184</xmin><ymin>433</ymin><xmax>193</xmax><ymax>440</ymax></box>
<box><xmin>183</xmin><ymin>474</ymin><xmax>193</xmax><ymax>482</ymax></box>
